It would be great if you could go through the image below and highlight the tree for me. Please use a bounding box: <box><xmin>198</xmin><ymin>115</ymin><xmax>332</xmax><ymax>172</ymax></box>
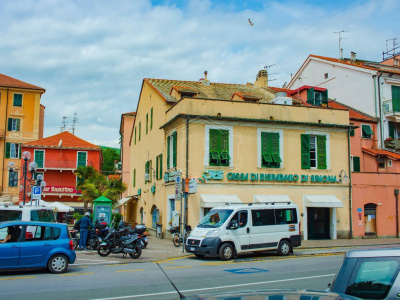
<box><xmin>101</xmin><ymin>147</ymin><xmax>120</xmax><ymax>175</ymax></box>
<box><xmin>75</xmin><ymin>166</ymin><xmax>127</xmax><ymax>211</ymax></box>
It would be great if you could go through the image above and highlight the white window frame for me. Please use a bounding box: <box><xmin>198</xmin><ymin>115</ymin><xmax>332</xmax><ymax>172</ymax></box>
<box><xmin>10</xmin><ymin>118</ymin><xmax>19</xmax><ymax>131</ymax></box>
<box><xmin>388</xmin><ymin>159</ymin><xmax>393</xmax><ymax>167</ymax></box>
<box><xmin>305</xmin><ymin>131</ymin><xmax>330</xmax><ymax>170</ymax></box>
<box><xmin>204</xmin><ymin>125</ymin><xmax>233</xmax><ymax>167</ymax></box>
<box><xmin>361</xmin><ymin>124</ymin><xmax>373</xmax><ymax>139</ymax></box>
<box><xmin>167</xmin><ymin>130</ymin><xmax>176</xmax><ymax>169</ymax></box>
<box><xmin>167</xmin><ymin>195</ymin><xmax>175</xmax><ymax>229</ymax></box>
<box><xmin>257</xmin><ymin>128</ymin><xmax>283</xmax><ymax>168</ymax></box>
<box><xmin>76</xmin><ymin>151</ymin><xmax>88</xmax><ymax>168</ymax></box>
<box><xmin>10</xmin><ymin>143</ymin><xmax>19</xmax><ymax>159</ymax></box>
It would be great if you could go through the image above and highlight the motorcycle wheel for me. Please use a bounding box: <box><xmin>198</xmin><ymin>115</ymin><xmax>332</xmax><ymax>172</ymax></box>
<box><xmin>73</xmin><ymin>239</ymin><xmax>78</xmax><ymax>250</ymax></box>
<box><xmin>97</xmin><ymin>245</ymin><xmax>111</xmax><ymax>257</ymax></box>
<box><xmin>129</xmin><ymin>245</ymin><xmax>142</xmax><ymax>259</ymax></box>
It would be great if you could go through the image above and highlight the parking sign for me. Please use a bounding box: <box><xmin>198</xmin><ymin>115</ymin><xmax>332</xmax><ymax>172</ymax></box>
<box><xmin>31</xmin><ymin>186</ymin><xmax>42</xmax><ymax>200</ymax></box>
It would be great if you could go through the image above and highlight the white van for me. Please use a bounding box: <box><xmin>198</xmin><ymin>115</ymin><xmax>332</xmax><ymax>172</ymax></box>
<box><xmin>0</xmin><ymin>203</ymin><xmax>55</xmax><ymax>223</ymax></box>
<box><xmin>185</xmin><ymin>202</ymin><xmax>301</xmax><ymax>260</ymax></box>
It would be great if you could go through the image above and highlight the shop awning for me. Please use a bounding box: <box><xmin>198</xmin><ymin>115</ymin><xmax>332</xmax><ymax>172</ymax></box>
<box><xmin>305</xmin><ymin>195</ymin><xmax>343</xmax><ymax>208</ymax></box>
<box><xmin>52</xmin><ymin>201</ymin><xmax>75</xmax><ymax>212</ymax></box>
<box><xmin>116</xmin><ymin>196</ymin><xmax>134</xmax><ymax>208</ymax></box>
<box><xmin>254</xmin><ymin>195</ymin><xmax>292</xmax><ymax>204</ymax></box>
<box><xmin>200</xmin><ymin>194</ymin><xmax>242</xmax><ymax>208</ymax></box>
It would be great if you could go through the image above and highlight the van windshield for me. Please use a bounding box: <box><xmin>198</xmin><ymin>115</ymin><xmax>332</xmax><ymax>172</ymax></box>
<box><xmin>30</xmin><ymin>210</ymin><xmax>55</xmax><ymax>222</ymax></box>
<box><xmin>198</xmin><ymin>209</ymin><xmax>233</xmax><ymax>228</ymax></box>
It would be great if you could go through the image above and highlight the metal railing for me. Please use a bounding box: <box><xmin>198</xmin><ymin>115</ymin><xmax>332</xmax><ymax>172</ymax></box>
<box><xmin>383</xmin><ymin>99</ymin><xmax>400</xmax><ymax>114</ymax></box>
<box><xmin>37</xmin><ymin>160</ymin><xmax>94</xmax><ymax>169</ymax></box>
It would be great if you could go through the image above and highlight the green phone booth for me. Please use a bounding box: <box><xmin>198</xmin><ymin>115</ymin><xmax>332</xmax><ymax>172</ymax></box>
<box><xmin>93</xmin><ymin>196</ymin><xmax>112</xmax><ymax>225</ymax></box>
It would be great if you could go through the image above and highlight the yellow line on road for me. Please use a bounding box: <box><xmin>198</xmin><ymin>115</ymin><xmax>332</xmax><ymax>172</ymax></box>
<box><xmin>116</xmin><ymin>269</ymin><xmax>145</xmax><ymax>273</ymax></box>
<box><xmin>60</xmin><ymin>272</ymin><xmax>94</xmax><ymax>276</ymax></box>
<box><xmin>164</xmin><ymin>266</ymin><xmax>193</xmax><ymax>270</ymax></box>
<box><xmin>154</xmin><ymin>255</ymin><xmax>194</xmax><ymax>264</ymax></box>
<box><xmin>0</xmin><ymin>276</ymin><xmax>35</xmax><ymax>281</ymax></box>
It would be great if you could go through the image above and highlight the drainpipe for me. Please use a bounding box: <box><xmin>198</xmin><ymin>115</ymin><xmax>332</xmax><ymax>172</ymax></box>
<box><xmin>2</xmin><ymin>88</ymin><xmax>9</xmax><ymax>195</ymax></box>
<box><xmin>395</xmin><ymin>189</ymin><xmax>399</xmax><ymax>238</ymax></box>
<box><xmin>373</xmin><ymin>75</ymin><xmax>378</xmax><ymax>120</ymax></box>
<box><xmin>181</xmin><ymin>116</ymin><xmax>189</xmax><ymax>253</ymax></box>
<box><xmin>348</xmin><ymin>127</ymin><xmax>353</xmax><ymax>239</ymax></box>
<box><xmin>377</xmin><ymin>73</ymin><xmax>383</xmax><ymax>148</ymax></box>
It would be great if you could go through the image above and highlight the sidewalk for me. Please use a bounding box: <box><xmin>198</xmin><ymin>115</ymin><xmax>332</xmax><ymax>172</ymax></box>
<box><xmin>75</xmin><ymin>235</ymin><xmax>400</xmax><ymax>264</ymax></box>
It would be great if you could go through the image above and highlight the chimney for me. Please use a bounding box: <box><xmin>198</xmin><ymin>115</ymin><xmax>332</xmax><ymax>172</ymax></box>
<box><xmin>254</xmin><ymin>69</ymin><xmax>268</xmax><ymax>88</ymax></box>
<box><xmin>340</xmin><ymin>48</ymin><xmax>343</xmax><ymax>59</ymax></box>
<box><xmin>202</xmin><ymin>70</ymin><xmax>210</xmax><ymax>86</ymax></box>
<box><xmin>351</xmin><ymin>51</ymin><xmax>356</xmax><ymax>61</ymax></box>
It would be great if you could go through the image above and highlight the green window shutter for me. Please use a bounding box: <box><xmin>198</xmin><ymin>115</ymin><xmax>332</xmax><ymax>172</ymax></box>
<box><xmin>307</xmin><ymin>88</ymin><xmax>315</xmax><ymax>105</ymax></box>
<box><xmin>139</xmin><ymin>122</ymin><xmax>141</xmax><ymax>141</ymax></box>
<box><xmin>219</xmin><ymin>130</ymin><xmax>229</xmax><ymax>165</ymax></box>
<box><xmin>13</xmin><ymin>94</ymin><xmax>22</xmax><ymax>106</ymax></box>
<box><xmin>350</xmin><ymin>123</ymin><xmax>355</xmax><ymax>137</ymax></box>
<box><xmin>35</xmin><ymin>150</ymin><xmax>44</xmax><ymax>168</ymax></box>
<box><xmin>160</xmin><ymin>153</ymin><xmax>163</xmax><ymax>179</ymax></box>
<box><xmin>362</xmin><ymin>125</ymin><xmax>374</xmax><ymax>137</ymax></box>
<box><xmin>133</xmin><ymin>169</ymin><xmax>136</xmax><ymax>187</ymax></box>
<box><xmin>146</xmin><ymin>114</ymin><xmax>148</xmax><ymax>134</ymax></box>
<box><xmin>262</xmin><ymin>153</ymin><xmax>273</xmax><ymax>162</ymax></box>
<box><xmin>317</xmin><ymin>135</ymin><xmax>327</xmax><ymax>170</ymax></box>
<box><xmin>173</xmin><ymin>131</ymin><xmax>177</xmax><ymax>167</ymax></box>
<box><xmin>7</xmin><ymin>119</ymin><xmax>12</xmax><ymax>131</ymax></box>
<box><xmin>150</xmin><ymin>108</ymin><xmax>153</xmax><ymax>130</ymax></box>
<box><xmin>353</xmin><ymin>156</ymin><xmax>361</xmax><ymax>172</ymax></box>
<box><xmin>18</xmin><ymin>144</ymin><xmax>21</xmax><ymax>158</ymax></box>
<box><xmin>77</xmin><ymin>152</ymin><xmax>87</xmax><ymax>167</ymax></box>
<box><xmin>209</xmin><ymin>129</ymin><xmax>220</xmax><ymax>165</ymax></box>
<box><xmin>145</xmin><ymin>161</ymin><xmax>149</xmax><ymax>183</ymax></box>
<box><xmin>156</xmin><ymin>154</ymin><xmax>159</xmax><ymax>180</ymax></box>
<box><xmin>392</xmin><ymin>86</ymin><xmax>400</xmax><ymax>112</ymax></box>
<box><xmin>149</xmin><ymin>160</ymin><xmax>152</xmax><ymax>182</ymax></box>
<box><xmin>301</xmin><ymin>134</ymin><xmax>311</xmax><ymax>169</ymax></box>
<box><xmin>16</xmin><ymin>119</ymin><xmax>20</xmax><ymax>131</ymax></box>
<box><xmin>167</xmin><ymin>135</ymin><xmax>170</xmax><ymax>169</ymax></box>
<box><xmin>389</xmin><ymin>121</ymin><xmax>395</xmax><ymax>138</ymax></box>
<box><xmin>322</xmin><ymin>90</ymin><xmax>328</xmax><ymax>100</ymax></box>
<box><xmin>134</xmin><ymin>127</ymin><xmax>137</xmax><ymax>144</ymax></box>
<box><xmin>261</xmin><ymin>132</ymin><xmax>269</xmax><ymax>166</ymax></box>
<box><xmin>5</xmin><ymin>143</ymin><xmax>10</xmax><ymax>158</ymax></box>
<box><xmin>270</xmin><ymin>133</ymin><xmax>281</xmax><ymax>163</ymax></box>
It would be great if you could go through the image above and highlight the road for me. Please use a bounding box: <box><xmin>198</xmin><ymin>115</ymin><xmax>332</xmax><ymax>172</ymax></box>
<box><xmin>0</xmin><ymin>251</ymin><xmax>342</xmax><ymax>300</ymax></box>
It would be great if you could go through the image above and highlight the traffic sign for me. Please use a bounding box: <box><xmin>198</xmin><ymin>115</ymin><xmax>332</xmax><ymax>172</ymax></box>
<box><xmin>175</xmin><ymin>173</ymin><xmax>182</xmax><ymax>201</ymax></box>
<box><xmin>31</xmin><ymin>186</ymin><xmax>42</xmax><ymax>200</ymax></box>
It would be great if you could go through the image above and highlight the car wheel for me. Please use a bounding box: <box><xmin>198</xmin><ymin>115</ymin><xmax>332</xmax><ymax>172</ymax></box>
<box><xmin>48</xmin><ymin>254</ymin><xmax>68</xmax><ymax>274</ymax></box>
<box><xmin>97</xmin><ymin>245</ymin><xmax>110</xmax><ymax>257</ymax></box>
<box><xmin>277</xmin><ymin>240</ymin><xmax>291</xmax><ymax>256</ymax></box>
<box><xmin>218</xmin><ymin>243</ymin><xmax>234</xmax><ymax>261</ymax></box>
<box><xmin>129</xmin><ymin>245</ymin><xmax>142</xmax><ymax>259</ymax></box>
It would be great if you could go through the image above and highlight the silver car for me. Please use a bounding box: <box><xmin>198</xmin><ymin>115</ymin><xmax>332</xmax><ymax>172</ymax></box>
<box><xmin>330</xmin><ymin>248</ymin><xmax>400</xmax><ymax>299</ymax></box>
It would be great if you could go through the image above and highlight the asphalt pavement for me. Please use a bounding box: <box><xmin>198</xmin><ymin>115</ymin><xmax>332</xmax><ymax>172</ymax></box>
<box><xmin>75</xmin><ymin>235</ymin><xmax>400</xmax><ymax>265</ymax></box>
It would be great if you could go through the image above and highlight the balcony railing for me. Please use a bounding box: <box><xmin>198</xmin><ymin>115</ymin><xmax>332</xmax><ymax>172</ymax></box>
<box><xmin>37</xmin><ymin>160</ymin><xmax>94</xmax><ymax>170</ymax></box>
<box><xmin>383</xmin><ymin>99</ymin><xmax>400</xmax><ymax>115</ymax></box>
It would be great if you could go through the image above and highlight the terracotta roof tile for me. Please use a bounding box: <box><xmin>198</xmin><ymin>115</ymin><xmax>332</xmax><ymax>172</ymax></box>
<box><xmin>0</xmin><ymin>73</ymin><xmax>45</xmax><ymax>91</ymax></box>
<box><xmin>231</xmin><ymin>92</ymin><xmax>260</xmax><ymax>101</ymax></box>
<box><xmin>22</xmin><ymin>131</ymin><xmax>100</xmax><ymax>150</ymax></box>
<box><xmin>362</xmin><ymin>147</ymin><xmax>400</xmax><ymax>160</ymax></box>
<box><xmin>327</xmin><ymin>101</ymin><xmax>377</xmax><ymax>122</ymax></box>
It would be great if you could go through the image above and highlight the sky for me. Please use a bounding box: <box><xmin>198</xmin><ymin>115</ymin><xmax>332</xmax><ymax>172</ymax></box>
<box><xmin>0</xmin><ymin>0</ymin><xmax>398</xmax><ymax>148</ymax></box>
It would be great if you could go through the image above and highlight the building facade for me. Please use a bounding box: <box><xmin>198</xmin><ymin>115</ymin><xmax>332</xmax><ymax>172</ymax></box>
<box><xmin>0</xmin><ymin>74</ymin><xmax>45</xmax><ymax>203</ymax></box>
<box><xmin>125</xmin><ymin>72</ymin><xmax>351</xmax><ymax>240</ymax></box>
<box><xmin>20</xmin><ymin>131</ymin><xmax>102</xmax><ymax>218</ymax></box>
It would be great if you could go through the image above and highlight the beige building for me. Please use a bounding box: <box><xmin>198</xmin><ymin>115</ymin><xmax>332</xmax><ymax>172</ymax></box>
<box><xmin>0</xmin><ymin>74</ymin><xmax>45</xmax><ymax>202</ymax></box>
<box><xmin>125</xmin><ymin>71</ymin><xmax>351</xmax><ymax>240</ymax></box>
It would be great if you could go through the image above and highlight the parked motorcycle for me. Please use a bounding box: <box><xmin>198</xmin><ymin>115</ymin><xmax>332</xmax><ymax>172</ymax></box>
<box><xmin>72</xmin><ymin>226</ymin><xmax>101</xmax><ymax>250</ymax></box>
<box><xmin>125</xmin><ymin>224</ymin><xmax>148</xmax><ymax>249</ymax></box>
<box><xmin>97</xmin><ymin>225</ymin><xmax>142</xmax><ymax>259</ymax></box>
<box><xmin>69</xmin><ymin>229</ymin><xmax>80</xmax><ymax>249</ymax></box>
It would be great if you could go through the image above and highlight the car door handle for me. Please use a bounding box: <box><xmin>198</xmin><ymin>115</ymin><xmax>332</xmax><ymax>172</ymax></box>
<box><xmin>247</xmin><ymin>228</ymin><xmax>250</xmax><ymax>233</ymax></box>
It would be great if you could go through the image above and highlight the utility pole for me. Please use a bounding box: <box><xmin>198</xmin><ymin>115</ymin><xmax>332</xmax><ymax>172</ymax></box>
<box><xmin>334</xmin><ymin>30</ymin><xmax>349</xmax><ymax>59</ymax></box>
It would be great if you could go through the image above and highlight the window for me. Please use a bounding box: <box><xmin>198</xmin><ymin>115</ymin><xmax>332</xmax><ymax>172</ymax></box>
<box><xmin>324</xmin><ymin>73</ymin><xmax>328</xmax><ymax>79</ymax></box>
<box><xmin>139</xmin><ymin>122</ymin><xmax>141</xmax><ymax>141</ymax></box>
<box><xmin>350</xmin><ymin>123</ymin><xmax>355</xmax><ymax>137</ymax></box>
<box><xmin>231</xmin><ymin>211</ymin><xmax>248</xmax><ymax>228</ymax></box>
<box><xmin>145</xmin><ymin>160</ymin><xmax>152</xmax><ymax>183</ymax></box>
<box><xmin>34</xmin><ymin>150</ymin><xmax>44</xmax><ymax>168</ymax></box>
<box><xmin>156</xmin><ymin>154</ymin><xmax>163</xmax><ymax>180</ymax></box>
<box><xmin>361</xmin><ymin>124</ymin><xmax>374</xmax><ymax>139</ymax></box>
<box><xmin>252</xmin><ymin>209</ymin><xmax>275</xmax><ymax>226</ymax></box>
<box><xmin>150</xmin><ymin>108</ymin><xmax>153</xmax><ymax>130</ymax></box>
<box><xmin>8</xmin><ymin>118</ymin><xmax>20</xmax><ymax>132</ymax></box>
<box><xmin>209</xmin><ymin>129</ymin><xmax>230</xmax><ymax>166</ymax></box>
<box><xmin>378</xmin><ymin>157</ymin><xmax>386</xmax><ymax>169</ymax></box>
<box><xmin>5</xmin><ymin>143</ymin><xmax>20</xmax><ymax>159</ymax></box>
<box><xmin>167</xmin><ymin>131</ymin><xmax>177</xmax><ymax>169</ymax></box>
<box><xmin>151</xmin><ymin>206</ymin><xmax>159</xmax><ymax>228</ymax></box>
<box><xmin>13</xmin><ymin>94</ymin><xmax>22</xmax><ymax>106</ymax></box>
<box><xmin>301</xmin><ymin>134</ymin><xmax>327</xmax><ymax>169</ymax></box>
<box><xmin>146</xmin><ymin>113</ymin><xmax>148</xmax><ymax>134</ymax></box>
<box><xmin>30</xmin><ymin>210</ymin><xmax>55</xmax><ymax>222</ymax></box>
<box><xmin>275</xmin><ymin>208</ymin><xmax>297</xmax><ymax>224</ymax></box>
<box><xmin>169</xmin><ymin>198</ymin><xmax>175</xmax><ymax>228</ymax></box>
<box><xmin>261</xmin><ymin>131</ymin><xmax>281</xmax><ymax>168</ymax></box>
<box><xmin>388</xmin><ymin>160</ymin><xmax>393</xmax><ymax>167</ymax></box>
<box><xmin>353</xmin><ymin>156</ymin><xmax>361</xmax><ymax>172</ymax></box>
<box><xmin>0</xmin><ymin>210</ymin><xmax>22</xmax><ymax>222</ymax></box>
<box><xmin>0</xmin><ymin>226</ymin><xmax>22</xmax><ymax>242</ymax></box>
<box><xmin>8</xmin><ymin>171</ymin><xmax>18</xmax><ymax>187</ymax></box>
<box><xmin>77</xmin><ymin>152</ymin><xmax>87</xmax><ymax>167</ymax></box>
<box><xmin>307</xmin><ymin>88</ymin><xmax>328</xmax><ymax>106</ymax></box>
<box><xmin>133</xmin><ymin>169</ymin><xmax>136</xmax><ymax>187</ymax></box>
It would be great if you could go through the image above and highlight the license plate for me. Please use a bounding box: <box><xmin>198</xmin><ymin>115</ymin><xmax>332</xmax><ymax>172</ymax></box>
<box><xmin>190</xmin><ymin>247</ymin><xmax>195</xmax><ymax>251</ymax></box>
<box><xmin>100</xmin><ymin>242</ymin><xmax>107</xmax><ymax>246</ymax></box>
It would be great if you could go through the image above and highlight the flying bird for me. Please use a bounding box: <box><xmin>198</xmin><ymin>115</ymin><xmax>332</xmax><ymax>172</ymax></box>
<box><xmin>248</xmin><ymin>18</ymin><xmax>254</xmax><ymax>26</ymax></box>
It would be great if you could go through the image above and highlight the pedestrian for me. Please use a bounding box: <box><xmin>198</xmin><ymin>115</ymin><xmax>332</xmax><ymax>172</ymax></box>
<box><xmin>75</xmin><ymin>212</ymin><xmax>95</xmax><ymax>250</ymax></box>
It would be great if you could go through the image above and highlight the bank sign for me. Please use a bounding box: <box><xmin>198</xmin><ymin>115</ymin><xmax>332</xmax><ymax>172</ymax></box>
<box><xmin>193</xmin><ymin>170</ymin><xmax>337</xmax><ymax>184</ymax></box>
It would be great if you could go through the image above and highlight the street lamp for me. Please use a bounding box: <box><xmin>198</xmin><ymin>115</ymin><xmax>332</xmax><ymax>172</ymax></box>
<box><xmin>8</xmin><ymin>151</ymin><xmax>38</xmax><ymax>205</ymax></box>
<box><xmin>338</xmin><ymin>170</ymin><xmax>349</xmax><ymax>183</ymax></box>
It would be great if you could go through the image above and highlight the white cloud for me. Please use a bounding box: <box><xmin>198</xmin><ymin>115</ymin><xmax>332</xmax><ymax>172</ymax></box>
<box><xmin>0</xmin><ymin>0</ymin><xmax>398</xmax><ymax>146</ymax></box>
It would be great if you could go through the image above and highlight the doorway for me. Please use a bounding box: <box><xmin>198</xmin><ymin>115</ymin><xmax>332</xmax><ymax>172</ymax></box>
<box><xmin>307</xmin><ymin>207</ymin><xmax>330</xmax><ymax>239</ymax></box>
<box><xmin>364</xmin><ymin>203</ymin><xmax>377</xmax><ymax>238</ymax></box>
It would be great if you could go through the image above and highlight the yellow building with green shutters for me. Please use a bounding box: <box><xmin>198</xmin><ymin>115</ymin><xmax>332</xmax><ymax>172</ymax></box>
<box><xmin>125</xmin><ymin>71</ymin><xmax>351</xmax><ymax>240</ymax></box>
<box><xmin>0</xmin><ymin>74</ymin><xmax>45</xmax><ymax>202</ymax></box>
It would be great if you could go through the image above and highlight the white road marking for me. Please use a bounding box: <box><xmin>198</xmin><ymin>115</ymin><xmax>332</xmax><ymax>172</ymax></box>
<box><xmin>91</xmin><ymin>273</ymin><xmax>335</xmax><ymax>300</ymax></box>
<box><xmin>73</xmin><ymin>258</ymin><xmax>120</xmax><ymax>266</ymax></box>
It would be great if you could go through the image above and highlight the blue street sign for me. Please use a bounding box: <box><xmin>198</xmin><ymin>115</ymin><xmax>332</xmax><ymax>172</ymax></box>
<box><xmin>31</xmin><ymin>186</ymin><xmax>42</xmax><ymax>200</ymax></box>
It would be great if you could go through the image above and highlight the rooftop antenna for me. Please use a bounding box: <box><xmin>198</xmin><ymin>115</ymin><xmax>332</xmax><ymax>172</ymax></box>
<box><xmin>334</xmin><ymin>30</ymin><xmax>349</xmax><ymax>59</ymax></box>
<box><xmin>383</xmin><ymin>38</ymin><xmax>400</xmax><ymax>60</ymax></box>
<box><xmin>60</xmin><ymin>116</ymin><xmax>68</xmax><ymax>132</ymax></box>
<box><xmin>264</xmin><ymin>64</ymin><xmax>278</xmax><ymax>82</ymax></box>
<box><xmin>71</xmin><ymin>113</ymin><xmax>78</xmax><ymax>135</ymax></box>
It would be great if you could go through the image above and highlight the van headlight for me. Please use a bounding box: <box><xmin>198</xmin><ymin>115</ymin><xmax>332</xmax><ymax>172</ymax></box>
<box><xmin>206</xmin><ymin>229</ymin><xmax>220</xmax><ymax>237</ymax></box>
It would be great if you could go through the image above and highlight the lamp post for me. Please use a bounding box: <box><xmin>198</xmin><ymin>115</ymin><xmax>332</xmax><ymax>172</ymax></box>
<box><xmin>7</xmin><ymin>151</ymin><xmax>38</xmax><ymax>205</ymax></box>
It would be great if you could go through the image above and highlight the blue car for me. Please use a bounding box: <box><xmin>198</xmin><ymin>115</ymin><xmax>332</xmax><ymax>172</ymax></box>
<box><xmin>0</xmin><ymin>221</ymin><xmax>76</xmax><ymax>273</ymax></box>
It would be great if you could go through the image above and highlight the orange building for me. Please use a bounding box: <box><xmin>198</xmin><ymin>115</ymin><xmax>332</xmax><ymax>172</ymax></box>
<box><xmin>0</xmin><ymin>73</ymin><xmax>45</xmax><ymax>203</ymax></box>
<box><xmin>20</xmin><ymin>131</ymin><xmax>102</xmax><ymax>217</ymax></box>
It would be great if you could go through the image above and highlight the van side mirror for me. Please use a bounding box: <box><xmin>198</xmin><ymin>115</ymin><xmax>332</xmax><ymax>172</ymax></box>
<box><xmin>229</xmin><ymin>220</ymin><xmax>238</xmax><ymax>229</ymax></box>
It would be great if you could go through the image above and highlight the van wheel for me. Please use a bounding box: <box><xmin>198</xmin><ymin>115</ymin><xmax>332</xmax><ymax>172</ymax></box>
<box><xmin>48</xmin><ymin>254</ymin><xmax>68</xmax><ymax>274</ymax></box>
<box><xmin>219</xmin><ymin>243</ymin><xmax>234</xmax><ymax>261</ymax></box>
<box><xmin>277</xmin><ymin>240</ymin><xmax>291</xmax><ymax>256</ymax></box>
